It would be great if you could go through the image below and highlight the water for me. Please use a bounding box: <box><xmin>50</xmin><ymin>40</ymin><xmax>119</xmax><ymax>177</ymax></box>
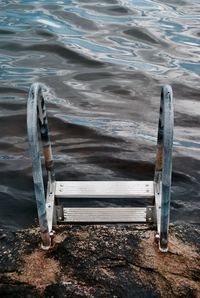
<box><xmin>0</xmin><ymin>0</ymin><xmax>200</xmax><ymax>230</ymax></box>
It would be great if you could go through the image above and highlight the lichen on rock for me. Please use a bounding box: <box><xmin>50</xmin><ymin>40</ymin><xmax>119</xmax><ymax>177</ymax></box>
<box><xmin>0</xmin><ymin>224</ymin><xmax>199</xmax><ymax>297</ymax></box>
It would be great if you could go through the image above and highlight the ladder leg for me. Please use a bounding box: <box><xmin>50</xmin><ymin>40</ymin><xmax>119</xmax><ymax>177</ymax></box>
<box><xmin>154</xmin><ymin>85</ymin><xmax>174</xmax><ymax>252</ymax></box>
<box><xmin>27</xmin><ymin>83</ymin><xmax>55</xmax><ymax>249</ymax></box>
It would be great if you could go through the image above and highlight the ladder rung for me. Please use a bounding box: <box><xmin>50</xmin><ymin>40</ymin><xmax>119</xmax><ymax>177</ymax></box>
<box><xmin>55</xmin><ymin>181</ymin><xmax>154</xmax><ymax>199</ymax></box>
<box><xmin>62</xmin><ymin>207</ymin><xmax>147</xmax><ymax>222</ymax></box>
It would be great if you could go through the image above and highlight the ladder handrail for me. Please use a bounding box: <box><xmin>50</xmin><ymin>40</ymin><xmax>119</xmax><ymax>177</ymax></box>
<box><xmin>27</xmin><ymin>82</ymin><xmax>55</xmax><ymax>249</ymax></box>
<box><xmin>155</xmin><ymin>85</ymin><xmax>174</xmax><ymax>252</ymax></box>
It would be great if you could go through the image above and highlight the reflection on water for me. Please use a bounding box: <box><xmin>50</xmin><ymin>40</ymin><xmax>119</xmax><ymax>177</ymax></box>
<box><xmin>0</xmin><ymin>0</ymin><xmax>200</xmax><ymax>229</ymax></box>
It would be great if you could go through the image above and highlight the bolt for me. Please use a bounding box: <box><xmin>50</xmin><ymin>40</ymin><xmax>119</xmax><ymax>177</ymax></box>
<box><xmin>50</xmin><ymin>230</ymin><xmax>55</xmax><ymax>237</ymax></box>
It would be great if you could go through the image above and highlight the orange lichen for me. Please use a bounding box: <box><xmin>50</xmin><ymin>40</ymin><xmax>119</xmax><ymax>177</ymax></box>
<box><xmin>9</xmin><ymin>250</ymin><xmax>60</xmax><ymax>291</ymax></box>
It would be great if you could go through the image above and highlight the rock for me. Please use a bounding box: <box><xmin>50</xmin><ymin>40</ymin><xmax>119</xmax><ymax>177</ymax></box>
<box><xmin>0</xmin><ymin>281</ymin><xmax>40</xmax><ymax>298</ymax></box>
<box><xmin>0</xmin><ymin>224</ymin><xmax>199</xmax><ymax>297</ymax></box>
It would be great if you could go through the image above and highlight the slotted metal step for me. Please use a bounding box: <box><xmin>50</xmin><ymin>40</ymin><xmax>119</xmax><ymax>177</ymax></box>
<box><xmin>62</xmin><ymin>207</ymin><xmax>149</xmax><ymax>222</ymax></box>
<box><xmin>55</xmin><ymin>181</ymin><xmax>154</xmax><ymax>199</ymax></box>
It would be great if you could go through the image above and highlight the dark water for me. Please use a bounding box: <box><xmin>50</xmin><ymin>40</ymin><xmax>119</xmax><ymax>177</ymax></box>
<box><xmin>0</xmin><ymin>0</ymin><xmax>200</xmax><ymax>230</ymax></box>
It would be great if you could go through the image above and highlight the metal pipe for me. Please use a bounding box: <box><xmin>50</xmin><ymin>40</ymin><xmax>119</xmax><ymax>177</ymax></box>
<box><xmin>155</xmin><ymin>85</ymin><xmax>174</xmax><ymax>252</ymax></box>
<box><xmin>27</xmin><ymin>82</ymin><xmax>55</xmax><ymax>249</ymax></box>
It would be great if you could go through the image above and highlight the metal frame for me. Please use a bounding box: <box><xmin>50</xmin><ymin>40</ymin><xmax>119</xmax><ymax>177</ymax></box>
<box><xmin>27</xmin><ymin>83</ymin><xmax>174</xmax><ymax>252</ymax></box>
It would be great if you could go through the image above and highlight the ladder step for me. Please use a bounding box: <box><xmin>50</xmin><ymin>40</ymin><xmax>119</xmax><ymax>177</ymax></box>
<box><xmin>55</xmin><ymin>181</ymin><xmax>154</xmax><ymax>199</ymax></box>
<box><xmin>62</xmin><ymin>207</ymin><xmax>147</xmax><ymax>222</ymax></box>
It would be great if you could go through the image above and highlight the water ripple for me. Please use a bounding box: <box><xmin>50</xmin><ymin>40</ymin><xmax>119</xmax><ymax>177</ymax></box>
<box><xmin>0</xmin><ymin>0</ymin><xmax>200</xmax><ymax>228</ymax></box>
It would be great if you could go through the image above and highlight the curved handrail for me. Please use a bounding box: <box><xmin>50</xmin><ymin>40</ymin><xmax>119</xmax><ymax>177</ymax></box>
<box><xmin>27</xmin><ymin>83</ymin><xmax>55</xmax><ymax>248</ymax></box>
<box><xmin>155</xmin><ymin>85</ymin><xmax>174</xmax><ymax>252</ymax></box>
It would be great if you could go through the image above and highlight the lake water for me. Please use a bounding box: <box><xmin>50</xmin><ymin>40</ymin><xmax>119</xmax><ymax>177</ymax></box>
<box><xmin>0</xmin><ymin>0</ymin><xmax>200</xmax><ymax>230</ymax></box>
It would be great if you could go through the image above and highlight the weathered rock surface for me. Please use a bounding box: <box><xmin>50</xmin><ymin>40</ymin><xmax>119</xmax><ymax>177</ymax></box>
<box><xmin>0</xmin><ymin>224</ymin><xmax>199</xmax><ymax>297</ymax></box>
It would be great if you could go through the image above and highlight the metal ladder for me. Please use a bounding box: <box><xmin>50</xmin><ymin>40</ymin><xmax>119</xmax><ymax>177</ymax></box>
<box><xmin>27</xmin><ymin>83</ymin><xmax>173</xmax><ymax>252</ymax></box>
